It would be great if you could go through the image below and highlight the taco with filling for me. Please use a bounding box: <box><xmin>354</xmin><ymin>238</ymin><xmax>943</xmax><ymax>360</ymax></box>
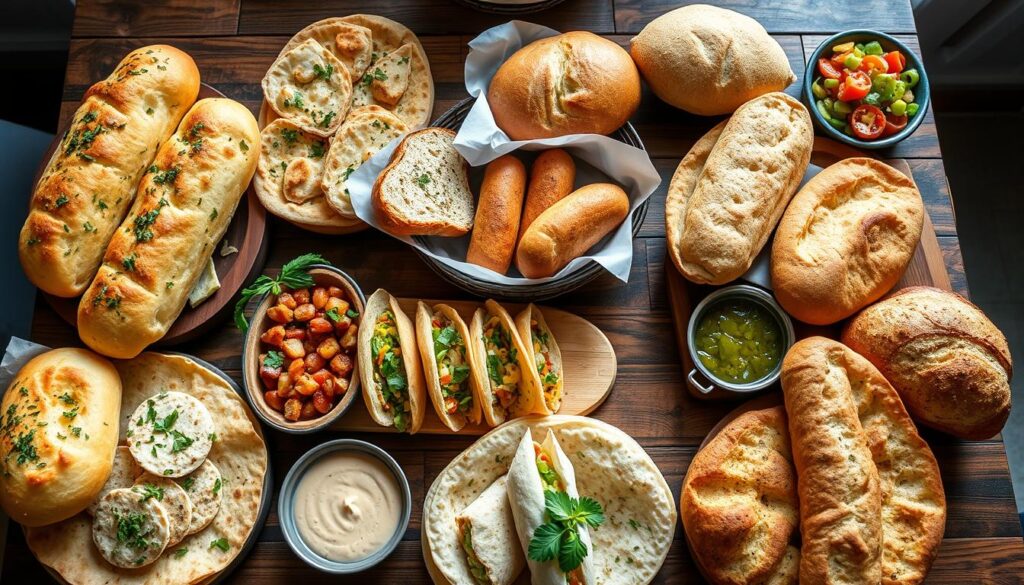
<box><xmin>416</xmin><ymin>301</ymin><xmax>481</xmax><ymax>432</ymax></box>
<box><xmin>516</xmin><ymin>304</ymin><xmax>564</xmax><ymax>414</ymax></box>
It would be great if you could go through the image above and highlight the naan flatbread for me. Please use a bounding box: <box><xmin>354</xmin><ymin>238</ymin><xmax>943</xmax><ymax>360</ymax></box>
<box><xmin>278</xmin><ymin>21</ymin><xmax>373</xmax><ymax>80</ymax></box>
<box><xmin>263</xmin><ymin>39</ymin><xmax>352</xmax><ymax>137</ymax></box>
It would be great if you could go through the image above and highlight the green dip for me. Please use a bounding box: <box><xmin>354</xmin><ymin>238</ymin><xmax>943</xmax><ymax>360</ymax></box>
<box><xmin>694</xmin><ymin>300</ymin><xmax>782</xmax><ymax>384</ymax></box>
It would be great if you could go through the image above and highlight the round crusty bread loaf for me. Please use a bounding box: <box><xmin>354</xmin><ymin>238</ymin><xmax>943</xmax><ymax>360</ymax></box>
<box><xmin>0</xmin><ymin>348</ymin><xmax>121</xmax><ymax>527</ymax></box>
<box><xmin>771</xmin><ymin>157</ymin><xmax>924</xmax><ymax>325</ymax></box>
<box><xmin>488</xmin><ymin>31</ymin><xmax>641</xmax><ymax>140</ymax></box>
<box><xmin>842</xmin><ymin>286</ymin><xmax>1012</xmax><ymax>440</ymax></box>
<box><xmin>681</xmin><ymin>406</ymin><xmax>799</xmax><ymax>585</ymax></box>
<box><xmin>629</xmin><ymin>5</ymin><xmax>796</xmax><ymax>116</ymax></box>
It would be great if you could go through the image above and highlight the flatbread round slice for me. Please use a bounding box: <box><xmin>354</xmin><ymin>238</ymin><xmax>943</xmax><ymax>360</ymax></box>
<box><xmin>322</xmin><ymin>105</ymin><xmax>408</xmax><ymax>218</ymax></box>
<box><xmin>92</xmin><ymin>487</ymin><xmax>172</xmax><ymax>569</ymax></box>
<box><xmin>87</xmin><ymin>446</ymin><xmax>141</xmax><ymax>516</ymax></box>
<box><xmin>134</xmin><ymin>474</ymin><xmax>194</xmax><ymax>547</ymax></box>
<box><xmin>277</xmin><ymin>20</ymin><xmax>373</xmax><ymax>79</ymax></box>
<box><xmin>175</xmin><ymin>459</ymin><xmax>224</xmax><ymax>535</ymax></box>
<box><xmin>263</xmin><ymin>39</ymin><xmax>352</xmax><ymax>137</ymax></box>
<box><xmin>127</xmin><ymin>390</ymin><xmax>214</xmax><ymax>478</ymax></box>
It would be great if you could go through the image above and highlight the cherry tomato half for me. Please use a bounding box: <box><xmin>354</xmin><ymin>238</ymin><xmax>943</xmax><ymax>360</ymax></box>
<box><xmin>884</xmin><ymin>114</ymin><xmax>908</xmax><ymax>136</ymax></box>
<box><xmin>859</xmin><ymin>55</ymin><xmax>889</xmax><ymax>75</ymax></box>
<box><xmin>850</xmin><ymin>104</ymin><xmax>887</xmax><ymax>140</ymax></box>
<box><xmin>837</xmin><ymin>70</ymin><xmax>871</xmax><ymax>101</ymax></box>
<box><xmin>818</xmin><ymin>57</ymin><xmax>843</xmax><ymax>79</ymax></box>
<box><xmin>884</xmin><ymin>51</ymin><xmax>906</xmax><ymax>74</ymax></box>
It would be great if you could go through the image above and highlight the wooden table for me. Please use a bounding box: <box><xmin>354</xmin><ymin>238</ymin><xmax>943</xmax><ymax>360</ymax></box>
<box><xmin>6</xmin><ymin>0</ymin><xmax>1024</xmax><ymax>582</ymax></box>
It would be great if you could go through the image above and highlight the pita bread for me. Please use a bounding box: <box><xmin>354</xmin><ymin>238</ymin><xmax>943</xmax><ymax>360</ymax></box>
<box><xmin>262</xmin><ymin>39</ymin><xmax>352</xmax><ymax>136</ymax></box>
<box><xmin>133</xmin><ymin>475</ymin><xmax>193</xmax><ymax>547</ymax></box>
<box><xmin>174</xmin><ymin>460</ymin><xmax>223</xmax><ymax>536</ymax></box>
<box><xmin>454</xmin><ymin>475</ymin><xmax>523</xmax><ymax>585</ymax></box>
<box><xmin>27</xmin><ymin>353</ymin><xmax>268</xmax><ymax>585</ymax></box>
<box><xmin>277</xmin><ymin>21</ymin><xmax>373</xmax><ymax>80</ymax></box>
<box><xmin>91</xmin><ymin>488</ymin><xmax>172</xmax><ymax>569</ymax></box>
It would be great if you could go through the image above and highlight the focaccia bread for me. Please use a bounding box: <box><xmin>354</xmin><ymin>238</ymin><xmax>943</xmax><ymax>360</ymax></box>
<box><xmin>681</xmin><ymin>406</ymin><xmax>799</xmax><ymax>585</ymax></box>
<box><xmin>262</xmin><ymin>39</ymin><xmax>352</xmax><ymax>136</ymax></box>
<box><xmin>19</xmin><ymin>45</ymin><xmax>200</xmax><ymax>297</ymax></box>
<box><xmin>667</xmin><ymin>92</ymin><xmax>813</xmax><ymax>284</ymax></box>
<box><xmin>77</xmin><ymin>98</ymin><xmax>260</xmax><ymax>359</ymax></box>
<box><xmin>772</xmin><ymin>158</ymin><xmax>924</xmax><ymax>325</ymax></box>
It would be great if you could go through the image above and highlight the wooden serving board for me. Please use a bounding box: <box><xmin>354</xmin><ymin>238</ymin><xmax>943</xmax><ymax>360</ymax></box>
<box><xmin>667</xmin><ymin>137</ymin><xmax>953</xmax><ymax>400</ymax></box>
<box><xmin>331</xmin><ymin>298</ymin><xmax>617</xmax><ymax>434</ymax></box>
<box><xmin>38</xmin><ymin>83</ymin><xmax>269</xmax><ymax>347</ymax></box>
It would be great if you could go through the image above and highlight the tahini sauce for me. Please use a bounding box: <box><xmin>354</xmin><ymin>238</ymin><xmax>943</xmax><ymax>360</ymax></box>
<box><xmin>294</xmin><ymin>451</ymin><xmax>402</xmax><ymax>562</ymax></box>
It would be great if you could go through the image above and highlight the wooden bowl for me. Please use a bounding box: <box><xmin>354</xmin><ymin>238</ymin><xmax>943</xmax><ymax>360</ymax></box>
<box><xmin>242</xmin><ymin>265</ymin><xmax>366</xmax><ymax>434</ymax></box>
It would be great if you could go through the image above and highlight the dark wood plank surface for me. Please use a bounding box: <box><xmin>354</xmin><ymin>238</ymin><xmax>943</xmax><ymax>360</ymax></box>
<box><xmin>5</xmin><ymin>0</ymin><xmax>1022</xmax><ymax>583</ymax></box>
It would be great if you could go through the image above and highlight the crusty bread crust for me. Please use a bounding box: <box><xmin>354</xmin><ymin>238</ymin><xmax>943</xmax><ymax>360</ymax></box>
<box><xmin>772</xmin><ymin>158</ymin><xmax>924</xmax><ymax>325</ymax></box>
<box><xmin>467</xmin><ymin>155</ymin><xmax>527</xmax><ymax>274</ymax></box>
<box><xmin>842</xmin><ymin>286</ymin><xmax>1012</xmax><ymax>440</ymax></box>
<box><xmin>517</xmin><ymin>148</ymin><xmax>576</xmax><ymax>242</ymax></box>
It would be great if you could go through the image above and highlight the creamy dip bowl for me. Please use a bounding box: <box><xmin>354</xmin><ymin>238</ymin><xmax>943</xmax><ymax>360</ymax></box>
<box><xmin>279</xmin><ymin>439</ymin><xmax>412</xmax><ymax>574</ymax></box>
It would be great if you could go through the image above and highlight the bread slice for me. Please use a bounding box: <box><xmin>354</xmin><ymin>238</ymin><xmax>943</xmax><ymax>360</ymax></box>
<box><xmin>372</xmin><ymin>127</ymin><xmax>475</xmax><ymax>236</ymax></box>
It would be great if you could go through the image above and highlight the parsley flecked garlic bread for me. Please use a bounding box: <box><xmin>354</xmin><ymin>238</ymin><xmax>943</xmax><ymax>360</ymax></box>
<box><xmin>77</xmin><ymin>97</ymin><xmax>260</xmax><ymax>359</ymax></box>
<box><xmin>19</xmin><ymin>45</ymin><xmax>200</xmax><ymax>298</ymax></box>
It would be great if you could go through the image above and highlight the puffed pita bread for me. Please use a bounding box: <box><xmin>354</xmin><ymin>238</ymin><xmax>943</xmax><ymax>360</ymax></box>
<box><xmin>27</xmin><ymin>352</ymin><xmax>268</xmax><ymax>585</ymax></box>
<box><xmin>263</xmin><ymin>39</ymin><xmax>352</xmax><ymax>136</ymax></box>
<box><xmin>277</xmin><ymin>21</ymin><xmax>373</xmax><ymax>79</ymax></box>
<box><xmin>322</xmin><ymin>105</ymin><xmax>408</xmax><ymax>218</ymax></box>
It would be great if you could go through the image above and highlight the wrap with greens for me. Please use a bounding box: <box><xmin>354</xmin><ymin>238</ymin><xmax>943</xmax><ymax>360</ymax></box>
<box><xmin>515</xmin><ymin>304</ymin><xmax>563</xmax><ymax>414</ymax></box>
<box><xmin>417</xmin><ymin>302</ymin><xmax>482</xmax><ymax>432</ymax></box>
<box><xmin>358</xmin><ymin>288</ymin><xmax>426</xmax><ymax>433</ymax></box>
<box><xmin>455</xmin><ymin>475</ymin><xmax>524</xmax><ymax>585</ymax></box>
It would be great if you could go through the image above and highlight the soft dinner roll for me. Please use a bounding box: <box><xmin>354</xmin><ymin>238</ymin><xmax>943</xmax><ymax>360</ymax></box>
<box><xmin>0</xmin><ymin>348</ymin><xmax>121</xmax><ymax>527</ymax></box>
<box><xmin>630</xmin><ymin>4</ymin><xmax>796</xmax><ymax>116</ymax></box>
<box><xmin>843</xmin><ymin>286</ymin><xmax>1012</xmax><ymax>440</ymax></box>
<box><xmin>488</xmin><ymin>31</ymin><xmax>641</xmax><ymax>140</ymax></box>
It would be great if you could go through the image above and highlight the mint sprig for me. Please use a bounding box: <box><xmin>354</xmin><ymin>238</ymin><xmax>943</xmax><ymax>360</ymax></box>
<box><xmin>528</xmin><ymin>491</ymin><xmax>604</xmax><ymax>572</ymax></box>
<box><xmin>233</xmin><ymin>253</ymin><xmax>327</xmax><ymax>330</ymax></box>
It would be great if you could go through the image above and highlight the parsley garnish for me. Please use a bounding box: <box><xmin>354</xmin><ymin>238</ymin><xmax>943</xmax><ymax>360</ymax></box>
<box><xmin>122</xmin><ymin>254</ymin><xmax>136</xmax><ymax>271</ymax></box>
<box><xmin>325</xmin><ymin>307</ymin><xmax>341</xmax><ymax>323</ymax></box>
<box><xmin>213</xmin><ymin>478</ymin><xmax>222</xmax><ymax>494</ymax></box>
<box><xmin>182</xmin><ymin>477</ymin><xmax>196</xmax><ymax>491</ymax></box>
<box><xmin>153</xmin><ymin>409</ymin><xmax>178</xmax><ymax>433</ymax></box>
<box><xmin>527</xmin><ymin>492</ymin><xmax>605</xmax><ymax>572</ymax></box>
<box><xmin>209</xmin><ymin>537</ymin><xmax>230</xmax><ymax>552</ymax></box>
<box><xmin>263</xmin><ymin>350</ymin><xmax>284</xmax><ymax>369</ymax></box>
<box><xmin>417</xmin><ymin>173</ymin><xmax>430</xmax><ymax>187</ymax></box>
<box><xmin>280</xmin><ymin>128</ymin><xmax>300</xmax><ymax>144</ymax></box>
<box><xmin>174</xmin><ymin>547</ymin><xmax>188</xmax><ymax>558</ymax></box>
<box><xmin>308</xmin><ymin>141</ymin><xmax>325</xmax><ymax>158</ymax></box>
<box><xmin>55</xmin><ymin>194</ymin><xmax>69</xmax><ymax>208</ymax></box>
<box><xmin>239</xmin><ymin>139</ymin><xmax>249</xmax><ymax>152</ymax></box>
<box><xmin>233</xmin><ymin>253</ymin><xmax>327</xmax><ymax>330</ymax></box>
<box><xmin>138</xmin><ymin>483</ymin><xmax>164</xmax><ymax>501</ymax></box>
<box><xmin>283</xmin><ymin>91</ymin><xmax>304</xmax><ymax>109</ymax></box>
<box><xmin>313</xmin><ymin>62</ymin><xmax>334</xmax><ymax>80</ymax></box>
<box><xmin>116</xmin><ymin>512</ymin><xmax>152</xmax><ymax>551</ymax></box>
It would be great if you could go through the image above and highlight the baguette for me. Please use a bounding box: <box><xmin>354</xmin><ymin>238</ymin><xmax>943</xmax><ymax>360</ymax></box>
<box><xmin>466</xmin><ymin>155</ymin><xmax>527</xmax><ymax>274</ymax></box>
<box><xmin>515</xmin><ymin>183</ymin><xmax>628</xmax><ymax>279</ymax></box>
<box><xmin>19</xmin><ymin>45</ymin><xmax>200</xmax><ymax>297</ymax></box>
<box><xmin>76</xmin><ymin>98</ymin><xmax>260</xmax><ymax>359</ymax></box>
<box><xmin>517</xmin><ymin>149</ymin><xmax>576</xmax><ymax>242</ymax></box>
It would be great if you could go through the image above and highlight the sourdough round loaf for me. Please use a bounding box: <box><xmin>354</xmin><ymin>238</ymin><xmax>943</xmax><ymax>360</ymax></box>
<box><xmin>0</xmin><ymin>348</ymin><xmax>121</xmax><ymax>527</ymax></box>
<box><xmin>488</xmin><ymin>31</ymin><xmax>641</xmax><ymax>140</ymax></box>
<box><xmin>629</xmin><ymin>5</ymin><xmax>796</xmax><ymax>116</ymax></box>
<box><xmin>842</xmin><ymin>286</ymin><xmax>1012</xmax><ymax>440</ymax></box>
<box><xmin>771</xmin><ymin>158</ymin><xmax>924</xmax><ymax>325</ymax></box>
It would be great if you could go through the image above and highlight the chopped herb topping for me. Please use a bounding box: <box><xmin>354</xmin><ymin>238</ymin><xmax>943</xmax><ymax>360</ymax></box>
<box><xmin>312</xmin><ymin>62</ymin><xmax>334</xmax><ymax>80</ymax></box>
<box><xmin>122</xmin><ymin>254</ymin><xmax>137</xmax><ymax>271</ymax></box>
<box><xmin>209</xmin><ymin>538</ymin><xmax>230</xmax><ymax>552</ymax></box>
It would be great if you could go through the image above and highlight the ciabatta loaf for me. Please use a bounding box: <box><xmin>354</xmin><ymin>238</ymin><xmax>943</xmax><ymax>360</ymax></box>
<box><xmin>372</xmin><ymin>127</ymin><xmax>474</xmax><ymax>236</ymax></box>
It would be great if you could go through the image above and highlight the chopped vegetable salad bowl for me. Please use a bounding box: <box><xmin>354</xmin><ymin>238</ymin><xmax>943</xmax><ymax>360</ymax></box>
<box><xmin>803</xmin><ymin>30</ymin><xmax>929</xmax><ymax>149</ymax></box>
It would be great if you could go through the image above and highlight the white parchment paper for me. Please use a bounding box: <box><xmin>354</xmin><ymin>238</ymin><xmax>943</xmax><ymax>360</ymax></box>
<box><xmin>0</xmin><ymin>337</ymin><xmax>49</xmax><ymax>394</ymax></box>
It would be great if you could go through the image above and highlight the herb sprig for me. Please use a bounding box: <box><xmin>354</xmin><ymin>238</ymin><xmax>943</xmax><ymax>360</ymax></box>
<box><xmin>233</xmin><ymin>253</ymin><xmax>327</xmax><ymax>330</ymax></box>
<box><xmin>527</xmin><ymin>491</ymin><xmax>604</xmax><ymax>573</ymax></box>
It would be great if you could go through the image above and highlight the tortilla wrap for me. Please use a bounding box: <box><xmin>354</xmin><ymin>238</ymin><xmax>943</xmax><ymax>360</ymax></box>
<box><xmin>469</xmin><ymin>300</ymin><xmax>549</xmax><ymax>427</ymax></box>
<box><xmin>358</xmin><ymin>288</ymin><xmax>426</xmax><ymax>433</ymax></box>
<box><xmin>455</xmin><ymin>475</ymin><xmax>524</xmax><ymax>585</ymax></box>
<box><xmin>416</xmin><ymin>302</ymin><xmax>483</xmax><ymax>431</ymax></box>
<box><xmin>27</xmin><ymin>352</ymin><xmax>268</xmax><ymax>585</ymax></box>
<box><xmin>515</xmin><ymin>304</ymin><xmax>564</xmax><ymax>414</ymax></box>
<box><xmin>423</xmin><ymin>416</ymin><xmax>675</xmax><ymax>585</ymax></box>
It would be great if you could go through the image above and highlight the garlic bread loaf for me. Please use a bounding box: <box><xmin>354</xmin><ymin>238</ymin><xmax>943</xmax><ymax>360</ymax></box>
<box><xmin>19</xmin><ymin>45</ymin><xmax>200</xmax><ymax>297</ymax></box>
<box><xmin>77</xmin><ymin>98</ymin><xmax>260</xmax><ymax>358</ymax></box>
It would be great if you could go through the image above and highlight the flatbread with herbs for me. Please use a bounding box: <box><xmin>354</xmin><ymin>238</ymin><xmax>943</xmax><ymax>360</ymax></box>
<box><xmin>262</xmin><ymin>39</ymin><xmax>352</xmax><ymax>136</ymax></box>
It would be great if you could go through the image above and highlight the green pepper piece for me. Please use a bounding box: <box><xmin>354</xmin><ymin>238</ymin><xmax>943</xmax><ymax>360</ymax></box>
<box><xmin>871</xmin><ymin>74</ymin><xmax>897</xmax><ymax>102</ymax></box>
<box><xmin>854</xmin><ymin>43</ymin><xmax>866</xmax><ymax>53</ymax></box>
<box><xmin>844</xmin><ymin>54</ymin><xmax>863</xmax><ymax>70</ymax></box>
<box><xmin>906</xmin><ymin>102</ymin><xmax>920</xmax><ymax>117</ymax></box>
<box><xmin>811</xmin><ymin>78</ymin><xmax>827</xmax><ymax>100</ymax></box>
<box><xmin>827</xmin><ymin>116</ymin><xmax>848</xmax><ymax>131</ymax></box>
<box><xmin>833</xmin><ymin>100</ymin><xmax>853</xmax><ymax>116</ymax></box>
<box><xmin>824</xmin><ymin>78</ymin><xmax>840</xmax><ymax>89</ymax></box>
<box><xmin>890</xmin><ymin>99</ymin><xmax>907</xmax><ymax>117</ymax></box>
<box><xmin>864</xmin><ymin>41</ymin><xmax>884</xmax><ymax>55</ymax></box>
<box><xmin>816</xmin><ymin>100</ymin><xmax>833</xmax><ymax>121</ymax></box>
<box><xmin>900</xmin><ymin>68</ymin><xmax>920</xmax><ymax>88</ymax></box>
<box><xmin>893</xmin><ymin>80</ymin><xmax>908</xmax><ymax>101</ymax></box>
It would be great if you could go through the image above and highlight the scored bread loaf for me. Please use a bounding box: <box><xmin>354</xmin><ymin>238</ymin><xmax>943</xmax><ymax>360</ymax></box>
<box><xmin>77</xmin><ymin>98</ymin><xmax>260</xmax><ymax>359</ymax></box>
<box><xmin>681</xmin><ymin>406</ymin><xmax>799</xmax><ymax>585</ymax></box>
<box><xmin>19</xmin><ymin>45</ymin><xmax>200</xmax><ymax>298</ymax></box>
<box><xmin>842</xmin><ymin>286</ymin><xmax>1012</xmax><ymax>440</ymax></box>
<box><xmin>772</xmin><ymin>158</ymin><xmax>924</xmax><ymax>325</ymax></box>
<box><xmin>372</xmin><ymin>127</ymin><xmax>475</xmax><ymax>236</ymax></box>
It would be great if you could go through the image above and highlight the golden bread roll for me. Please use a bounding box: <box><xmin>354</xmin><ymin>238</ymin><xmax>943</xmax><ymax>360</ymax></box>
<box><xmin>488</xmin><ymin>32</ymin><xmax>641</xmax><ymax>140</ymax></box>
<box><xmin>630</xmin><ymin>5</ymin><xmax>796</xmax><ymax>116</ymax></box>
<box><xmin>517</xmin><ymin>148</ymin><xmax>576</xmax><ymax>242</ymax></box>
<box><xmin>19</xmin><ymin>45</ymin><xmax>200</xmax><ymax>298</ymax></box>
<box><xmin>772</xmin><ymin>158</ymin><xmax>924</xmax><ymax>325</ymax></box>
<box><xmin>515</xmin><ymin>183</ymin><xmax>629</xmax><ymax>279</ymax></box>
<box><xmin>0</xmin><ymin>348</ymin><xmax>121</xmax><ymax>527</ymax></box>
<box><xmin>681</xmin><ymin>406</ymin><xmax>799</xmax><ymax>585</ymax></box>
<box><xmin>783</xmin><ymin>337</ymin><xmax>946</xmax><ymax>585</ymax></box>
<box><xmin>843</xmin><ymin>286</ymin><xmax>1012</xmax><ymax>440</ymax></box>
<box><xmin>466</xmin><ymin>155</ymin><xmax>527</xmax><ymax>274</ymax></box>
<box><xmin>782</xmin><ymin>338</ymin><xmax>883</xmax><ymax>585</ymax></box>
<box><xmin>77</xmin><ymin>98</ymin><xmax>260</xmax><ymax>359</ymax></box>
<box><xmin>667</xmin><ymin>93</ymin><xmax>812</xmax><ymax>284</ymax></box>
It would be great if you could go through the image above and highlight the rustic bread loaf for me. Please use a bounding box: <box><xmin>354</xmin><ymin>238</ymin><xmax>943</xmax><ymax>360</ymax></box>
<box><xmin>681</xmin><ymin>406</ymin><xmax>799</xmax><ymax>585</ymax></box>
<box><xmin>0</xmin><ymin>348</ymin><xmax>121</xmax><ymax>527</ymax></box>
<box><xmin>77</xmin><ymin>98</ymin><xmax>260</xmax><ymax>359</ymax></box>
<box><xmin>629</xmin><ymin>5</ymin><xmax>796</xmax><ymax>116</ymax></box>
<box><xmin>488</xmin><ymin>31</ymin><xmax>641</xmax><ymax>140</ymax></box>
<box><xmin>517</xmin><ymin>148</ymin><xmax>576</xmax><ymax>242</ymax></box>
<box><xmin>842</xmin><ymin>286</ymin><xmax>1012</xmax><ymax>440</ymax></box>
<box><xmin>772</xmin><ymin>158</ymin><xmax>924</xmax><ymax>325</ymax></box>
<box><xmin>666</xmin><ymin>93</ymin><xmax>812</xmax><ymax>284</ymax></box>
<box><xmin>466</xmin><ymin>155</ymin><xmax>527</xmax><ymax>274</ymax></box>
<box><xmin>19</xmin><ymin>45</ymin><xmax>200</xmax><ymax>298</ymax></box>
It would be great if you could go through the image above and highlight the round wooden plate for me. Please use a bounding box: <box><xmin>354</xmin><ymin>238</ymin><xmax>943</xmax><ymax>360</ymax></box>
<box><xmin>37</xmin><ymin>83</ymin><xmax>269</xmax><ymax>346</ymax></box>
